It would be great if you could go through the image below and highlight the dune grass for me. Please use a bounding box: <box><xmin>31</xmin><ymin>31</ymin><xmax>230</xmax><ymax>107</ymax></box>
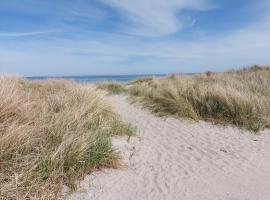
<box><xmin>127</xmin><ymin>66</ymin><xmax>270</xmax><ymax>131</ymax></box>
<box><xmin>0</xmin><ymin>77</ymin><xmax>135</xmax><ymax>199</ymax></box>
<box><xmin>97</xmin><ymin>81</ymin><xmax>126</xmax><ymax>94</ymax></box>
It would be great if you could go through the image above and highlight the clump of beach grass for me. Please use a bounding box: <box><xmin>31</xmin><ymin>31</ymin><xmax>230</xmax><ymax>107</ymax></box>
<box><xmin>97</xmin><ymin>81</ymin><xmax>126</xmax><ymax>94</ymax></box>
<box><xmin>127</xmin><ymin>66</ymin><xmax>270</xmax><ymax>131</ymax></box>
<box><xmin>109</xmin><ymin>119</ymin><xmax>136</xmax><ymax>138</ymax></box>
<box><xmin>0</xmin><ymin>77</ymin><xmax>135</xmax><ymax>199</ymax></box>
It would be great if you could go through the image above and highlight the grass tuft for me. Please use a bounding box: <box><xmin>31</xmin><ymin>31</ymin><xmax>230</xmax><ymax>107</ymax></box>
<box><xmin>0</xmin><ymin>77</ymin><xmax>135</xmax><ymax>199</ymax></box>
<box><xmin>127</xmin><ymin>66</ymin><xmax>270</xmax><ymax>131</ymax></box>
<box><xmin>97</xmin><ymin>82</ymin><xmax>126</xmax><ymax>94</ymax></box>
<box><xmin>108</xmin><ymin>119</ymin><xmax>136</xmax><ymax>137</ymax></box>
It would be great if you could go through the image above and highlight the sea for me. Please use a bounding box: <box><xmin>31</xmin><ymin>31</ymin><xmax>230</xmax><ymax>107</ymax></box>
<box><xmin>26</xmin><ymin>74</ymin><xmax>166</xmax><ymax>83</ymax></box>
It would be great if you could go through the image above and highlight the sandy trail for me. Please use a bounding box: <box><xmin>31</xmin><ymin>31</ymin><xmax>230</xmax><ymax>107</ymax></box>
<box><xmin>67</xmin><ymin>95</ymin><xmax>270</xmax><ymax>200</ymax></box>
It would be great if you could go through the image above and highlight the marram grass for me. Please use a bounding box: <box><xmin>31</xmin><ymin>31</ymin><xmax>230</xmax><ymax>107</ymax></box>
<box><xmin>127</xmin><ymin>66</ymin><xmax>270</xmax><ymax>131</ymax></box>
<box><xmin>97</xmin><ymin>81</ymin><xmax>126</xmax><ymax>94</ymax></box>
<box><xmin>92</xmin><ymin>66</ymin><xmax>270</xmax><ymax>131</ymax></box>
<box><xmin>0</xmin><ymin>77</ymin><xmax>135</xmax><ymax>199</ymax></box>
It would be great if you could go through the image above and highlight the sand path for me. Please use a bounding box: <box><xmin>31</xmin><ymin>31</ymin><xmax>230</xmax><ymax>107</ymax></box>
<box><xmin>67</xmin><ymin>95</ymin><xmax>270</xmax><ymax>200</ymax></box>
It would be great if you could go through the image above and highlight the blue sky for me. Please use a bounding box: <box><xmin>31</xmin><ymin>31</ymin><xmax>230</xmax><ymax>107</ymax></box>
<box><xmin>0</xmin><ymin>0</ymin><xmax>270</xmax><ymax>76</ymax></box>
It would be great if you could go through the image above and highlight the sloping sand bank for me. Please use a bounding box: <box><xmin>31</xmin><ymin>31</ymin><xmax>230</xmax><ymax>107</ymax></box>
<box><xmin>67</xmin><ymin>95</ymin><xmax>270</xmax><ymax>200</ymax></box>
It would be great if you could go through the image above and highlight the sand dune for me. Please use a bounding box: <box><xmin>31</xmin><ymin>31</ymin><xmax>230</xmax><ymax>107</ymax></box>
<box><xmin>67</xmin><ymin>95</ymin><xmax>270</xmax><ymax>200</ymax></box>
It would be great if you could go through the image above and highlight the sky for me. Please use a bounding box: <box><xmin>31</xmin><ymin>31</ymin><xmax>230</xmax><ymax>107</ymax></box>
<box><xmin>0</xmin><ymin>0</ymin><xmax>270</xmax><ymax>76</ymax></box>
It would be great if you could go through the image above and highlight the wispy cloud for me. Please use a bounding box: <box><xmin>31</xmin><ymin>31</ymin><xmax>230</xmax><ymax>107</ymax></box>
<box><xmin>0</xmin><ymin>30</ymin><xmax>57</xmax><ymax>37</ymax></box>
<box><xmin>101</xmin><ymin>0</ymin><xmax>216</xmax><ymax>36</ymax></box>
<box><xmin>0</xmin><ymin>0</ymin><xmax>270</xmax><ymax>76</ymax></box>
<box><xmin>1</xmin><ymin>13</ymin><xmax>270</xmax><ymax>76</ymax></box>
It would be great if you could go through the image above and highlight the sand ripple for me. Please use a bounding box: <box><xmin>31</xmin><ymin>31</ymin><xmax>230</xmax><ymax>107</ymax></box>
<box><xmin>67</xmin><ymin>95</ymin><xmax>270</xmax><ymax>200</ymax></box>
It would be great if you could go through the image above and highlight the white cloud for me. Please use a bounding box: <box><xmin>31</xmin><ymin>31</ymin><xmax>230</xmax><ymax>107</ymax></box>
<box><xmin>1</xmin><ymin>2</ymin><xmax>270</xmax><ymax>75</ymax></box>
<box><xmin>101</xmin><ymin>0</ymin><xmax>216</xmax><ymax>36</ymax></box>
<box><xmin>0</xmin><ymin>30</ymin><xmax>57</xmax><ymax>37</ymax></box>
<box><xmin>1</xmin><ymin>15</ymin><xmax>270</xmax><ymax>76</ymax></box>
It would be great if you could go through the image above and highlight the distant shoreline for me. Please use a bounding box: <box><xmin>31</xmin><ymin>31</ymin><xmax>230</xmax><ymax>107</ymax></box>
<box><xmin>25</xmin><ymin>74</ymin><xmax>167</xmax><ymax>83</ymax></box>
<box><xmin>24</xmin><ymin>73</ymin><xmax>196</xmax><ymax>83</ymax></box>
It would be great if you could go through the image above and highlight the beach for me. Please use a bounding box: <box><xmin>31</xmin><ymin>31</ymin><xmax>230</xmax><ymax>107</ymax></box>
<box><xmin>1</xmin><ymin>68</ymin><xmax>270</xmax><ymax>199</ymax></box>
<box><xmin>67</xmin><ymin>95</ymin><xmax>270</xmax><ymax>200</ymax></box>
<box><xmin>2</xmin><ymin>1</ymin><xmax>270</xmax><ymax>199</ymax></box>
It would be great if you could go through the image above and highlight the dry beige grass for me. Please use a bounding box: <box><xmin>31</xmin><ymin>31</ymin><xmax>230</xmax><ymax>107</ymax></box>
<box><xmin>127</xmin><ymin>66</ymin><xmax>270</xmax><ymax>131</ymax></box>
<box><xmin>0</xmin><ymin>77</ymin><xmax>134</xmax><ymax>199</ymax></box>
<box><xmin>97</xmin><ymin>81</ymin><xmax>126</xmax><ymax>94</ymax></box>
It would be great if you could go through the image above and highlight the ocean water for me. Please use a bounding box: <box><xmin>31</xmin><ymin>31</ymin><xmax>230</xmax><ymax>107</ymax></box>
<box><xmin>26</xmin><ymin>74</ymin><xmax>166</xmax><ymax>83</ymax></box>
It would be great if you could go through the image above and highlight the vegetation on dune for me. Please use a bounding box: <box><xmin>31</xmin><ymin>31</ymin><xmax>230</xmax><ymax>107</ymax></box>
<box><xmin>97</xmin><ymin>81</ymin><xmax>126</xmax><ymax>94</ymax></box>
<box><xmin>127</xmin><ymin>66</ymin><xmax>270</xmax><ymax>131</ymax></box>
<box><xmin>127</xmin><ymin>77</ymin><xmax>154</xmax><ymax>85</ymax></box>
<box><xmin>0</xmin><ymin>77</ymin><xmax>135</xmax><ymax>199</ymax></box>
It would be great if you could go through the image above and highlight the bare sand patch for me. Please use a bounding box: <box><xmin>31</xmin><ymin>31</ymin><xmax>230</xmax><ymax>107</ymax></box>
<box><xmin>67</xmin><ymin>95</ymin><xmax>270</xmax><ymax>200</ymax></box>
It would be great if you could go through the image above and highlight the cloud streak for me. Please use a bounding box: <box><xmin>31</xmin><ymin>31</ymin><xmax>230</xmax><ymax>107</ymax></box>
<box><xmin>1</xmin><ymin>12</ymin><xmax>270</xmax><ymax>76</ymax></box>
<box><xmin>0</xmin><ymin>30</ymin><xmax>57</xmax><ymax>37</ymax></box>
<box><xmin>101</xmin><ymin>0</ymin><xmax>216</xmax><ymax>36</ymax></box>
<box><xmin>0</xmin><ymin>0</ymin><xmax>270</xmax><ymax>76</ymax></box>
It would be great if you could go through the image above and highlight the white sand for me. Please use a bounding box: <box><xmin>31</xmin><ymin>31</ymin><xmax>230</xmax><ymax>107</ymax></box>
<box><xmin>66</xmin><ymin>95</ymin><xmax>270</xmax><ymax>200</ymax></box>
